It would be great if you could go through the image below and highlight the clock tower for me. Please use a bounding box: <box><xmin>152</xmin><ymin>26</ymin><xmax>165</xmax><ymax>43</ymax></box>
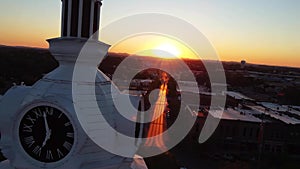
<box><xmin>0</xmin><ymin>0</ymin><xmax>141</xmax><ymax>169</ymax></box>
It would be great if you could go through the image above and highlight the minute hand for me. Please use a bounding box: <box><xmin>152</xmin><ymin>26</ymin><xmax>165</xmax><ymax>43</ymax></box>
<box><xmin>43</xmin><ymin>112</ymin><xmax>50</xmax><ymax>133</ymax></box>
<box><xmin>42</xmin><ymin>112</ymin><xmax>51</xmax><ymax>147</ymax></box>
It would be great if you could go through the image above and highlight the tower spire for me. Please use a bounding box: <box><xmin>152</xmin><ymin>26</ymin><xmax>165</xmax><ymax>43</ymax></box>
<box><xmin>61</xmin><ymin>0</ymin><xmax>102</xmax><ymax>39</ymax></box>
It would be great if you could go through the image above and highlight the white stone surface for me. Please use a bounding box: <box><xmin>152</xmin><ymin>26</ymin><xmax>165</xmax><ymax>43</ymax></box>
<box><xmin>0</xmin><ymin>36</ymin><xmax>141</xmax><ymax>169</ymax></box>
<box><xmin>0</xmin><ymin>1</ymin><xmax>144</xmax><ymax>168</ymax></box>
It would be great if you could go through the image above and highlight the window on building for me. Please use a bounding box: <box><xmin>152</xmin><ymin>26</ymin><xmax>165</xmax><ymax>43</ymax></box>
<box><xmin>243</xmin><ymin>127</ymin><xmax>247</xmax><ymax>137</ymax></box>
<box><xmin>249</xmin><ymin>128</ymin><xmax>253</xmax><ymax>137</ymax></box>
<box><xmin>264</xmin><ymin>144</ymin><xmax>270</xmax><ymax>152</ymax></box>
<box><xmin>276</xmin><ymin>145</ymin><xmax>282</xmax><ymax>153</ymax></box>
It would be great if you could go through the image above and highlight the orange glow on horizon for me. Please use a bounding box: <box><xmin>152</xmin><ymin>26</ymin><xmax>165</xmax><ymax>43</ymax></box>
<box><xmin>108</xmin><ymin>34</ymin><xmax>300</xmax><ymax>68</ymax></box>
<box><xmin>1</xmin><ymin>33</ymin><xmax>299</xmax><ymax>68</ymax></box>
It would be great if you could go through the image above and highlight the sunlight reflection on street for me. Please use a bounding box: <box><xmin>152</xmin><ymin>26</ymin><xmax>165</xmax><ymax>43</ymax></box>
<box><xmin>145</xmin><ymin>83</ymin><xmax>168</xmax><ymax>149</ymax></box>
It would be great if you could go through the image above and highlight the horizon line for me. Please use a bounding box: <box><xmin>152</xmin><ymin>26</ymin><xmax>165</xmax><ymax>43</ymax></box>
<box><xmin>1</xmin><ymin>44</ymin><xmax>299</xmax><ymax>69</ymax></box>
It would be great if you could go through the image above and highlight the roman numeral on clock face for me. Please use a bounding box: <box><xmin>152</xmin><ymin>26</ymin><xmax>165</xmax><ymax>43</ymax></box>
<box><xmin>32</xmin><ymin>108</ymin><xmax>43</xmax><ymax>118</ymax></box>
<box><xmin>46</xmin><ymin>150</ymin><xmax>53</xmax><ymax>160</ymax></box>
<box><xmin>66</xmin><ymin>132</ymin><xmax>74</xmax><ymax>138</ymax></box>
<box><xmin>64</xmin><ymin>122</ymin><xmax>71</xmax><ymax>127</ymax></box>
<box><xmin>23</xmin><ymin>124</ymin><xmax>33</xmax><ymax>133</ymax></box>
<box><xmin>44</xmin><ymin>107</ymin><xmax>54</xmax><ymax>116</ymax></box>
<box><xmin>63</xmin><ymin>141</ymin><xmax>72</xmax><ymax>151</ymax></box>
<box><xmin>57</xmin><ymin>148</ymin><xmax>64</xmax><ymax>158</ymax></box>
<box><xmin>26</xmin><ymin>115</ymin><xmax>36</xmax><ymax>124</ymax></box>
<box><xmin>33</xmin><ymin>146</ymin><xmax>41</xmax><ymax>156</ymax></box>
<box><xmin>24</xmin><ymin>136</ymin><xmax>35</xmax><ymax>148</ymax></box>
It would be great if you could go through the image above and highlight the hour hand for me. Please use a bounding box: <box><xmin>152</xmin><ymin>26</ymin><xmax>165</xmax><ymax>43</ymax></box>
<box><xmin>42</xmin><ymin>129</ymin><xmax>51</xmax><ymax>147</ymax></box>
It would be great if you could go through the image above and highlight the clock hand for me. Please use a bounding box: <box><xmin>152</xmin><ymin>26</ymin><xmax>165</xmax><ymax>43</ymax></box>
<box><xmin>42</xmin><ymin>112</ymin><xmax>52</xmax><ymax>147</ymax></box>
<box><xmin>42</xmin><ymin>129</ymin><xmax>51</xmax><ymax>147</ymax></box>
<box><xmin>43</xmin><ymin>112</ymin><xmax>50</xmax><ymax>133</ymax></box>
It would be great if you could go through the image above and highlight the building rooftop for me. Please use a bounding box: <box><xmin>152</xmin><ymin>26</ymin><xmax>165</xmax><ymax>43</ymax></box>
<box><xmin>283</xmin><ymin>106</ymin><xmax>300</xmax><ymax>117</ymax></box>
<box><xmin>209</xmin><ymin>108</ymin><xmax>261</xmax><ymax>123</ymax></box>
<box><xmin>287</xmin><ymin>105</ymin><xmax>300</xmax><ymax>110</ymax></box>
<box><xmin>259</xmin><ymin>102</ymin><xmax>287</xmax><ymax>112</ymax></box>
<box><xmin>186</xmin><ymin>100</ymin><xmax>300</xmax><ymax>125</ymax></box>
<box><xmin>258</xmin><ymin>102</ymin><xmax>300</xmax><ymax>119</ymax></box>
<box><xmin>224</xmin><ymin>91</ymin><xmax>254</xmax><ymax>101</ymax></box>
<box><xmin>266</xmin><ymin>110</ymin><xmax>300</xmax><ymax>125</ymax></box>
<box><xmin>186</xmin><ymin>104</ymin><xmax>262</xmax><ymax>122</ymax></box>
<box><xmin>248</xmin><ymin>105</ymin><xmax>300</xmax><ymax>125</ymax></box>
<box><xmin>177</xmin><ymin>81</ymin><xmax>213</xmax><ymax>95</ymax></box>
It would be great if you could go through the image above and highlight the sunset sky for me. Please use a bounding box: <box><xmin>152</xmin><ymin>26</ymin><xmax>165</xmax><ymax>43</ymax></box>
<box><xmin>0</xmin><ymin>0</ymin><xmax>299</xmax><ymax>67</ymax></box>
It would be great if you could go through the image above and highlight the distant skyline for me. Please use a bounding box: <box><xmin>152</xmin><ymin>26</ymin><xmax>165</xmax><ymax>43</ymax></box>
<box><xmin>0</xmin><ymin>0</ymin><xmax>299</xmax><ymax>67</ymax></box>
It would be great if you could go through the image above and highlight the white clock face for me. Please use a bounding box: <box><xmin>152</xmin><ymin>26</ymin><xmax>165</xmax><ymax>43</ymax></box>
<box><xmin>19</xmin><ymin>105</ymin><xmax>75</xmax><ymax>163</ymax></box>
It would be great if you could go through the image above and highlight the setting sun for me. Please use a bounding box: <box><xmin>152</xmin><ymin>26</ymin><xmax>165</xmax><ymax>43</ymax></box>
<box><xmin>153</xmin><ymin>43</ymin><xmax>182</xmax><ymax>59</ymax></box>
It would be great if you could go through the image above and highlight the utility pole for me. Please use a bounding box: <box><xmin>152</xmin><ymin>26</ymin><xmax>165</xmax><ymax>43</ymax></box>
<box><xmin>258</xmin><ymin>111</ymin><xmax>266</xmax><ymax>169</ymax></box>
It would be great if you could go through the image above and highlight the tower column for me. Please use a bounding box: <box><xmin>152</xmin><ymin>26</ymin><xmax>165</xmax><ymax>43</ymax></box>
<box><xmin>60</xmin><ymin>0</ymin><xmax>103</xmax><ymax>39</ymax></box>
<box><xmin>67</xmin><ymin>0</ymin><xmax>72</xmax><ymax>37</ymax></box>
<box><xmin>93</xmin><ymin>1</ymin><xmax>101</xmax><ymax>40</ymax></box>
<box><xmin>61</xmin><ymin>0</ymin><xmax>66</xmax><ymax>36</ymax></box>
<box><xmin>77</xmin><ymin>0</ymin><xmax>83</xmax><ymax>37</ymax></box>
<box><xmin>89</xmin><ymin>2</ymin><xmax>95</xmax><ymax>37</ymax></box>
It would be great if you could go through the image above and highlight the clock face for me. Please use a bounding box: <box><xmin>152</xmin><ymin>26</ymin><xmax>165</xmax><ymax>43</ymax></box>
<box><xmin>19</xmin><ymin>105</ymin><xmax>75</xmax><ymax>163</ymax></box>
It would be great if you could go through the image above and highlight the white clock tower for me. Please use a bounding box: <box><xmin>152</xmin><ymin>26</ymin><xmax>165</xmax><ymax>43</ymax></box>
<box><xmin>0</xmin><ymin>0</ymin><xmax>143</xmax><ymax>169</ymax></box>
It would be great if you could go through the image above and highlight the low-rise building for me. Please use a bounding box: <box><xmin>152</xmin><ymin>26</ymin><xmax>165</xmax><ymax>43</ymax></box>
<box><xmin>186</xmin><ymin>102</ymin><xmax>300</xmax><ymax>155</ymax></box>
